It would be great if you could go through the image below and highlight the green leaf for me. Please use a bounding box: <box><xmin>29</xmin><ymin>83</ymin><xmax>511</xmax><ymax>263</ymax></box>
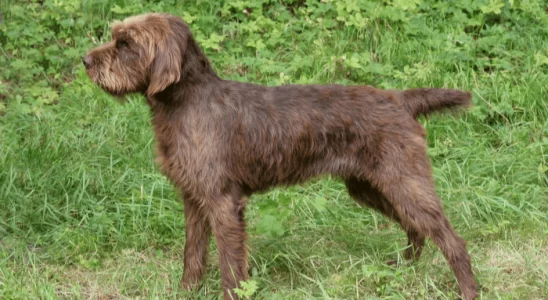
<box><xmin>480</xmin><ymin>0</ymin><xmax>505</xmax><ymax>14</ymax></box>
<box><xmin>391</xmin><ymin>0</ymin><xmax>422</xmax><ymax>11</ymax></box>
<box><xmin>200</xmin><ymin>33</ymin><xmax>225</xmax><ymax>51</ymax></box>
<box><xmin>255</xmin><ymin>214</ymin><xmax>284</xmax><ymax>237</ymax></box>
<box><xmin>182</xmin><ymin>12</ymin><xmax>197</xmax><ymax>24</ymax></box>
<box><xmin>233</xmin><ymin>279</ymin><xmax>258</xmax><ymax>299</ymax></box>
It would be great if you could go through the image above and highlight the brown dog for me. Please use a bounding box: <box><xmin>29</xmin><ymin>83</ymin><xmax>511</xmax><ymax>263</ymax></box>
<box><xmin>83</xmin><ymin>13</ymin><xmax>478</xmax><ymax>300</ymax></box>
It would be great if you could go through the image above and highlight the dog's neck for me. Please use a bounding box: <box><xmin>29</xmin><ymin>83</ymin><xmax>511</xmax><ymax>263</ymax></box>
<box><xmin>180</xmin><ymin>36</ymin><xmax>221</xmax><ymax>85</ymax></box>
<box><xmin>148</xmin><ymin>36</ymin><xmax>220</xmax><ymax>109</ymax></box>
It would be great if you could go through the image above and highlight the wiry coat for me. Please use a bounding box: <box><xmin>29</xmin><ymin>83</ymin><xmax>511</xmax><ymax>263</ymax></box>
<box><xmin>83</xmin><ymin>13</ymin><xmax>478</xmax><ymax>300</ymax></box>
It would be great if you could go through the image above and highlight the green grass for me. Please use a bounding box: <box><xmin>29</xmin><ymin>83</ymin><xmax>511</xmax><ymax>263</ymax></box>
<box><xmin>1</xmin><ymin>0</ymin><xmax>547</xmax><ymax>299</ymax></box>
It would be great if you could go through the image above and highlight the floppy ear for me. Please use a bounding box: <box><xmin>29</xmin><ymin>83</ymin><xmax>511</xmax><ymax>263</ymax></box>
<box><xmin>147</xmin><ymin>37</ymin><xmax>182</xmax><ymax>96</ymax></box>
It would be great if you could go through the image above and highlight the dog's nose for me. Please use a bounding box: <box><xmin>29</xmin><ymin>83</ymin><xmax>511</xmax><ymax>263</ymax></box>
<box><xmin>82</xmin><ymin>55</ymin><xmax>93</xmax><ymax>69</ymax></box>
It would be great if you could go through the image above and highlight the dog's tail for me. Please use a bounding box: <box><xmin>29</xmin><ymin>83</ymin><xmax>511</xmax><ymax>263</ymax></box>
<box><xmin>401</xmin><ymin>88</ymin><xmax>472</xmax><ymax>119</ymax></box>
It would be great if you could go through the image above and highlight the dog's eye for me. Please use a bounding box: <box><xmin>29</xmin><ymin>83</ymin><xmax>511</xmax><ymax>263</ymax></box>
<box><xmin>116</xmin><ymin>40</ymin><xmax>129</xmax><ymax>50</ymax></box>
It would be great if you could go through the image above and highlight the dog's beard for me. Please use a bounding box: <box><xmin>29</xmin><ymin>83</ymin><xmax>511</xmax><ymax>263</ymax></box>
<box><xmin>96</xmin><ymin>81</ymin><xmax>131</xmax><ymax>103</ymax></box>
<box><xmin>93</xmin><ymin>69</ymin><xmax>133</xmax><ymax>98</ymax></box>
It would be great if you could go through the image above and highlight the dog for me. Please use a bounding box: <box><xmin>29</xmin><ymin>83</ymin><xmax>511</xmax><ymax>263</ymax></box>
<box><xmin>83</xmin><ymin>12</ymin><xmax>478</xmax><ymax>300</ymax></box>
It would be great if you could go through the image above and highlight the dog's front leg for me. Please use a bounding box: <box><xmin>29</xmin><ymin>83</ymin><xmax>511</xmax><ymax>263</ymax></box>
<box><xmin>181</xmin><ymin>195</ymin><xmax>211</xmax><ymax>291</ymax></box>
<box><xmin>209</xmin><ymin>194</ymin><xmax>248</xmax><ymax>300</ymax></box>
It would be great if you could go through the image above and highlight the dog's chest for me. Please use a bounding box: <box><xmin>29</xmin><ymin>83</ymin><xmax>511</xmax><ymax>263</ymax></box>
<box><xmin>152</xmin><ymin>112</ymin><xmax>221</xmax><ymax>194</ymax></box>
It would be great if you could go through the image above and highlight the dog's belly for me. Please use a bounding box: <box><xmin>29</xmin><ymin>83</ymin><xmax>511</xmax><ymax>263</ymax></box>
<box><xmin>233</xmin><ymin>147</ymin><xmax>368</xmax><ymax>194</ymax></box>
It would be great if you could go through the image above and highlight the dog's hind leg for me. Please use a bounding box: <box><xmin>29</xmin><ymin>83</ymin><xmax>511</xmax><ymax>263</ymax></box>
<box><xmin>368</xmin><ymin>147</ymin><xmax>478</xmax><ymax>300</ymax></box>
<box><xmin>181</xmin><ymin>194</ymin><xmax>212</xmax><ymax>290</ymax></box>
<box><xmin>345</xmin><ymin>177</ymin><xmax>425</xmax><ymax>261</ymax></box>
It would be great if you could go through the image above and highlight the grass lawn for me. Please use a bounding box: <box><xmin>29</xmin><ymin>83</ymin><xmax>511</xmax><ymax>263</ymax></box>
<box><xmin>1</xmin><ymin>0</ymin><xmax>547</xmax><ymax>299</ymax></box>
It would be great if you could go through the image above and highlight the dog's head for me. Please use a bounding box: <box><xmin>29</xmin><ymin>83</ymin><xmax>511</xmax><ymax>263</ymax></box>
<box><xmin>83</xmin><ymin>13</ymin><xmax>189</xmax><ymax>97</ymax></box>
